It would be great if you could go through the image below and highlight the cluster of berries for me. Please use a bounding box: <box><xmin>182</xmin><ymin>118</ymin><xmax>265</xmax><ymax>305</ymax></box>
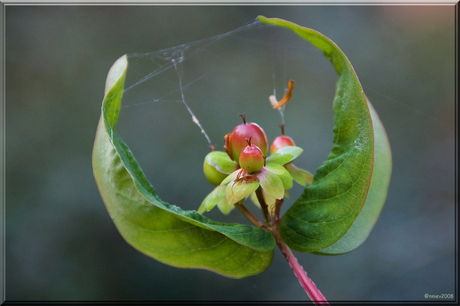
<box><xmin>199</xmin><ymin>114</ymin><xmax>312</xmax><ymax>216</ymax></box>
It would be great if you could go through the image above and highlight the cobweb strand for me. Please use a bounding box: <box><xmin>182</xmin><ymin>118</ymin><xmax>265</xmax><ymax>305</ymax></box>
<box><xmin>123</xmin><ymin>20</ymin><xmax>262</xmax><ymax>93</ymax></box>
<box><xmin>172</xmin><ymin>51</ymin><xmax>212</xmax><ymax>146</ymax></box>
<box><xmin>120</xmin><ymin>19</ymin><xmax>264</xmax><ymax>147</ymax></box>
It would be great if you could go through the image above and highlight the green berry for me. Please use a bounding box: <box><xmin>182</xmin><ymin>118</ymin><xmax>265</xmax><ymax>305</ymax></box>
<box><xmin>203</xmin><ymin>160</ymin><xmax>228</xmax><ymax>186</ymax></box>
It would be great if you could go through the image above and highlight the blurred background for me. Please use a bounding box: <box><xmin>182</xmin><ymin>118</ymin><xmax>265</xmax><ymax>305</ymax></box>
<box><xmin>5</xmin><ymin>5</ymin><xmax>456</xmax><ymax>302</ymax></box>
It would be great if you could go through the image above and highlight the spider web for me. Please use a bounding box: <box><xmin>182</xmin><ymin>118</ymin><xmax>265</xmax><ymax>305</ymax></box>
<box><xmin>114</xmin><ymin>19</ymin><xmax>337</xmax><ymax>217</ymax></box>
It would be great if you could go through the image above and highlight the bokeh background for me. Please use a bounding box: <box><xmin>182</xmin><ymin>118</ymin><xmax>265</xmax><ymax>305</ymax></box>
<box><xmin>5</xmin><ymin>5</ymin><xmax>456</xmax><ymax>302</ymax></box>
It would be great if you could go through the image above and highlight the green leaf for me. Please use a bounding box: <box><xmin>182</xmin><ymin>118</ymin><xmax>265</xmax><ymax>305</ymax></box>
<box><xmin>285</xmin><ymin>163</ymin><xmax>313</xmax><ymax>187</ymax></box>
<box><xmin>314</xmin><ymin>100</ymin><xmax>392</xmax><ymax>255</ymax></box>
<box><xmin>217</xmin><ymin>198</ymin><xmax>235</xmax><ymax>215</ymax></box>
<box><xmin>258</xmin><ymin>17</ymin><xmax>390</xmax><ymax>253</ymax></box>
<box><xmin>266</xmin><ymin>146</ymin><xmax>303</xmax><ymax>165</ymax></box>
<box><xmin>264</xmin><ymin>162</ymin><xmax>285</xmax><ymax>175</ymax></box>
<box><xmin>266</xmin><ymin>163</ymin><xmax>294</xmax><ymax>191</ymax></box>
<box><xmin>285</xmin><ymin>189</ymin><xmax>291</xmax><ymax>199</ymax></box>
<box><xmin>205</xmin><ymin>151</ymin><xmax>239</xmax><ymax>174</ymax></box>
<box><xmin>92</xmin><ymin>55</ymin><xmax>275</xmax><ymax>278</ymax></box>
<box><xmin>258</xmin><ymin>168</ymin><xmax>284</xmax><ymax>200</ymax></box>
<box><xmin>198</xmin><ymin>185</ymin><xmax>226</xmax><ymax>213</ymax></box>
<box><xmin>221</xmin><ymin>169</ymin><xmax>240</xmax><ymax>185</ymax></box>
<box><xmin>226</xmin><ymin>179</ymin><xmax>259</xmax><ymax>205</ymax></box>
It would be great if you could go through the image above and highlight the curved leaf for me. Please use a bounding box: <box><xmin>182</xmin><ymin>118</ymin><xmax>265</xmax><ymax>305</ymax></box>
<box><xmin>258</xmin><ymin>17</ymin><xmax>387</xmax><ymax>253</ymax></box>
<box><xmin>92</xmin><ymin>55</ymin><xmax>275</xmax><ymax>278</ymax></box>
<box><xmin>315</xmin><ymin>100</ymin><xmax>392</xmax><ymax>255</ymax></box>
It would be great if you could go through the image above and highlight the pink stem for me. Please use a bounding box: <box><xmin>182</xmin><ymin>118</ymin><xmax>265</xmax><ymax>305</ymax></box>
<box><xmin>236</xmin><ymin>188</ymin><xmax>327</xmax><ymax>303</ymax></box>
<box><xmin>235</xmin><ymin>203</ymin><xmax>266</xmax><ymax>229</ymax></box>
<box><xmin>271</xmin><ymin>229</ymin><xmax>329</xmax><ymax>305</ymax></box>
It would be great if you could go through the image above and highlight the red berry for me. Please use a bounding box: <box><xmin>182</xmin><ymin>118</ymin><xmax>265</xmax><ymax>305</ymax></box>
<box><xmin>270</xmin><ymin>124</ymin><xmax>296</xmax><ymax>154</ymax></box>
<box><xmin>239</xmin><ymin>139</ymin><xmax>265</xmax><ymax>174</ymax></box>
<box><xmin>224</xmin><ymin>114</ymin><xmax>268</xmax><ymax>162</ymax></box>
<box><xmin>270</xmin><ymin>136</ymin><xmax>295</xmax><ymax>154</ymax></box>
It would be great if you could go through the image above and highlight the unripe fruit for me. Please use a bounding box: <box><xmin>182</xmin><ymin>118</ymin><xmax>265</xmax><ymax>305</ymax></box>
<box><xmin>239</xmin><ymin>139</ymin><xmax>265</xmax><ymax>174</ymax></box>
<box><xmin>224</xmin><ymin>114</ymin><xmax>268</xmax><ymax>162</ymax></box>
<box><xmin>203</xmin><ymin>160</ymin><xmax>228</xmax><ymax>186</ymax></box>
<box><xmin>270</xmin><ymin>124</ymin><xmax>295</xmax><ymax>154</ymax></box>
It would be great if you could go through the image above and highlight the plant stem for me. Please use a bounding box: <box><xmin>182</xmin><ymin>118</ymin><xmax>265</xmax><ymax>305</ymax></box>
<box><xmin>273</xmin><ymin>198</ymin><xmax>283</xmax><ymax>227</ymax></box>
<box><xmin>235</xmin><ymin>203</ymin><xmax>266</xmax><ymax>229</ymax></box>
<box><xmin>255</xmin><ymin>187</ymin><xmax>272</xmax><ymax>226</ymax></box>
<box><xmin>271</xmin><ymin>229</ymin><xmax>329</xmax><ymax>305</ymax></box>
<box><xmin>237</xmin><ymin>188</ymin><xmax>327</xmax><ymax>304</ymax></box>
<box><xmin>255</xmin><ymin>187</ymin><xmax>328</xmax><ymax>304</ymax></box>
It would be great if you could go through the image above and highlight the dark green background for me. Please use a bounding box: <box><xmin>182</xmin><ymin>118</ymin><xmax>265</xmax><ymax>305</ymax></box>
<box><xmin>5</xmin><ymin>5</ymin><xmax>456</xmax><ymax>301</ymax></box>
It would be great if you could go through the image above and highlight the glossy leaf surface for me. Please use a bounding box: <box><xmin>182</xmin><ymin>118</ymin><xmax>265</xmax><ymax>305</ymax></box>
<box><xmin>92</xmin><ymin>55</ymin><xmax>275</xmax><ymax>278</ymax></box>
<box><xmin>258</xmin><ymin>16</ymin><xmax>391</xmax><ymax>253</ymax></box>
